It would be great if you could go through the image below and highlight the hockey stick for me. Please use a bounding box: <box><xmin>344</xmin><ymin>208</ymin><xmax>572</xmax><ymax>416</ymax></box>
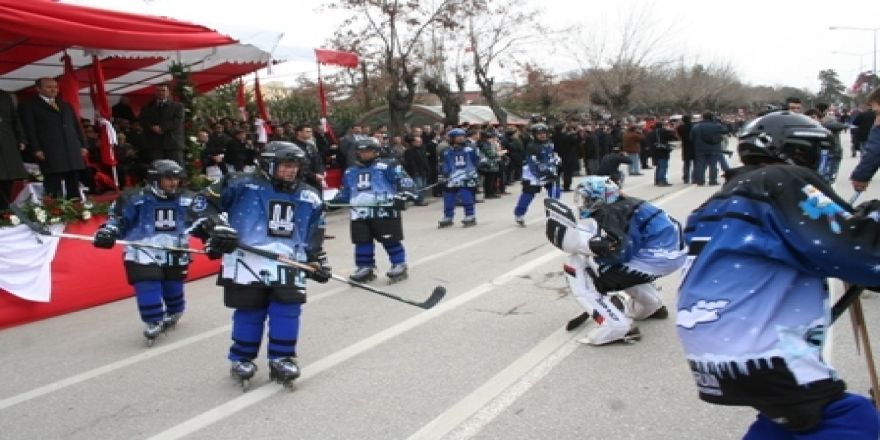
<box><xmin>831</xmin><ymin>284</ymin><xmax>867</xmax><ymax>324</ymax></box>
<box><xmin>8</xmin><ymin>203</ymin><xmax>205</xmax><ymax>254</ymax></box>
<box><xmin>235</xmin><ymin>243</ymin><xmax>446</xmax><ymax>309</ymax></box>
<box><xmin>851</xmin><ymin>297</ymin><xmax>880</xmax><ymax>405</ymax></box>
<box><xmin>566</xmin><ymin>312</ymin><xmax>591</xmax><ymax>331</ymax></box>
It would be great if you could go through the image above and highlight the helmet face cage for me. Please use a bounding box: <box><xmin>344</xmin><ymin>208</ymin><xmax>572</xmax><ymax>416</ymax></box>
<box><xmin>574</xmin><ymin>176</ymin><xmax>620</xmax><ymax>216</ymax></box>
<box><xmin>148</xmin><ymin>159</ymin><xmax>185</xmax><ymax>198</ymax></box>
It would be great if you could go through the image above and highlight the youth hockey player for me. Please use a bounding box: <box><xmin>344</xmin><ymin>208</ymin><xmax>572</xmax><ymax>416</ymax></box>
<box><xmin>188</xmin><ymin>142</ymin><xmax>330</xmax><ymax>389</ymax></box>
<box><xmin>677</xmin><ymin>111</ymin><xmax>880</xmax><ymax>438</ymax></box>
<box><xmin>330</xmin><ymin>138</ymin><xmax>415</xmax><ymax>283</ymax></box>
<box><xmin>438</xmin><ymin>128</ymin><xmax>482</xmax><ymax>228</ymax></box>
<box><xmin>545</xmin><ymin>175</ymin><xmax>686</xmax><ymax>345</ymax></box>
<box><xmin>514</xmin><ymin>123</ymin><xmax>561</xmax><ymax>226</ymax></box>
<box><xmin>93</xmin><ymin>160</ymin><xmax>194</xmax><ymax>345</ymax></box>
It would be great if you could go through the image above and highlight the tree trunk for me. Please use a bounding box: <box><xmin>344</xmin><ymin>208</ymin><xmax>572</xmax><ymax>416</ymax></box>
<box><xmin>423</xmin><ymin>76</ymin><xmax>461</xmax><ymax>126</ymax></box>
<box><xmin>385</xmin><ymin>63</ymin><xmax>417</xmax><ymax>136</ymax></box>
<box><xmin>475</xmin><ymin>67</ymin><xmax>507</xmax><ymax>126</ymax></box>
<box><xmin>360</xmin><ymin>61</ymin><xmax>372</xmax><ymax>109</ymax></box>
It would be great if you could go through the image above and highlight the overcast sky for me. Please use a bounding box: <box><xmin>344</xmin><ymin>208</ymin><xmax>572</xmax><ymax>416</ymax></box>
<box><xmin>67</xmin><ymin>0</ymin><xmax>880</xmax><ymax>92</ymax></box>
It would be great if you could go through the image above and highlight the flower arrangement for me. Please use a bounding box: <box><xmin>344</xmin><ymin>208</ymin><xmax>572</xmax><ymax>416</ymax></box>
<box><xmin>0</xmin><ymin>197</ymin><xmax>111</xmax><ymax>228</ymax></box>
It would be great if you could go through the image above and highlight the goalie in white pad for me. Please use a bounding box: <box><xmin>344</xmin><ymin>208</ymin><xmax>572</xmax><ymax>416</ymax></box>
<box><xmin>545</xmin><ymin>176</ymin><xmax>686</xmax><ymax>345</ymax></box>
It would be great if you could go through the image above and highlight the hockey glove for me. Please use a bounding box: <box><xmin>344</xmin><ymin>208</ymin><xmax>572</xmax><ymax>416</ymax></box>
<box><xmin>93</xmin><ymin>225</ymin><xmax>118</xmax><ymax>249</ymax></box>
<box><xmin>392</xmin><ymin>194</ymin><xmax>408</xmax><ymax>211</ymax></box>
<box><xmin>206</xmin><ymin>225</ymin><xmax>238</xmax><ymax>259</ymax></box>
<box><xmin>307</xmin><ymin>263</ymin><xmax>331</xmax><ymax>283</ymax></box>
<box><xmin>588</xmin><ymin>235</ymin><xmax>621</xmax><ymax>260</ymax></box>
<box><xmin>853</xmin><ymin>199</ymin><xmax>880</xmax><ymax>218</ymax></box>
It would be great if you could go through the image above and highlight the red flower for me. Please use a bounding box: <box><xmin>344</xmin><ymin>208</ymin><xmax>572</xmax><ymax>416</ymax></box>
<box><xmin>51</xmin><ymin>208</ymin><xmax>63</xmax><ymax>216</ymax></box>
<box><xmin>193</xmin><ymin>160</ymin><xmax>203</xmax><ymax>169</ymax></box>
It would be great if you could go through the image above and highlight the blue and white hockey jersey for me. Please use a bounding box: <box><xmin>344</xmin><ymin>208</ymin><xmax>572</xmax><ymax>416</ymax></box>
<box><xmin>191</xmin><ymin>173</ymin><xmax>323</xmax><ymax>288</ymax></box>
<box><xmin>105</xmin><ymin>188</ymin><xmax>195</xmax><ymax>267</ymax></box>
<box><xmin>439</xmin><ymin>144</ymin><xmax>482</xmax><ymax>188</ymax></box>
<box><xmin>677</xmin><ymin>164</ymin><xmax>880</xmax><ymax>407</ymax></box>
<box><xmin>522</xmin><ymin>141</ymin><xmax>560</xmax><ymax>186</ymax></box>
<box><xmin>591</xmin><ymin>197</ymin><xmax>687</xmax><ymax>276</ymax></box>
<box><xmin>333</xmin><ymin>158</ymin><xmax>414</xmax><ymax>220</ymax></box>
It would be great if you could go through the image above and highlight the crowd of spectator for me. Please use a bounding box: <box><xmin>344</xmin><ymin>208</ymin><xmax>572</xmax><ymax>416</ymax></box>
<box><xmin>2</xmin><ymin>76</ymin><xmax>877</xmax><ymax>211</ymax></box>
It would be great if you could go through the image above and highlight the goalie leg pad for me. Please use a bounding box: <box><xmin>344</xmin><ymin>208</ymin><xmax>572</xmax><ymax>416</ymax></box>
<box><xmin>564</xmin><ymin>254</ymin><xmax>632</xmax><ymax>330</ymax></box>
<box><xmin>623</xmin><ymin>283</ymin><xmax>664</xmax><ymax>320</ymax></box>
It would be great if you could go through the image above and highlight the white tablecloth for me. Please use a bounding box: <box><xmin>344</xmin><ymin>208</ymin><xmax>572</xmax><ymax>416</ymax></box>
<box><xmin>0</xmin><ymin>223</ymin><xmax>64</xmax><ymax>302</ymax></box>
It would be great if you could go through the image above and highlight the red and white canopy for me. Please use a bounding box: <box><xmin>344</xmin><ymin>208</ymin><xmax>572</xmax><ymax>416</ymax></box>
<box><xmin>0</xmin><ymin>0</ymin><xmax>278</xmax><ymax>109</ymax></box>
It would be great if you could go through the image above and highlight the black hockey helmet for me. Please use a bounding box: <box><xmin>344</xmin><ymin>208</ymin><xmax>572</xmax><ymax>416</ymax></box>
<box><xmin>530</xmin><ymin>123</ymin><xmax>549</xmax><ymax>134</ymax></box>
<box><xmin>147</xmin><ymin>159</ymin><xmax>186</xmax><ymax>198</ymax></box>
<box><xmin>355</xmin><ymin>138</ymin><xmax>381</xmax><ymax>152</ymax></box>
<box><xmin>259</xmin><ymin>141</ymin><xmax>307</xmax><ymax>187</ymax></box>
<box><xmin>736</xmin><ymin>111</ymin><xmax>833</xmax><ymax>169</ymax></box>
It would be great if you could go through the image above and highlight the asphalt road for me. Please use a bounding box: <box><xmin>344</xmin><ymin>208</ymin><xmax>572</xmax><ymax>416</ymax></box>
<box><xmin>0</xmin><ymin>140</ymin><xmax>877</xmax><ymax>440</ymax></box>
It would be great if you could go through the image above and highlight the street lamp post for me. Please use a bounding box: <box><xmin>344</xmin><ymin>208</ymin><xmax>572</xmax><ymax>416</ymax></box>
<box><xmin>829</xmin><ymin>26</ymin><xmax>879</xmax><ymax>77</ymax></box>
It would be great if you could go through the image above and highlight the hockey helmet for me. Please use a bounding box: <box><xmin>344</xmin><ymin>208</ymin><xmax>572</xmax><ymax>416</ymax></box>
<box><xmin>147</xmin><ymin>159</ymin><xmax>186</xmax><ymax>198</ymax></box>
<box><xmin>530</xmin><ymin>123</ymin><xmax>550</xmax><ymax>134</ymax></box>
<box><xmin>355</xmin><ymin>138</ymin><xmax>382</xmax><ymax>152</ymax></box>
<box><xmin>736</xmin><ymin>111</ymin><xmax>833</xmax><ymax>169</ymax></box>
<box><xmin>574</xmin><ymin>175</ymin><xmax>620</xmax><ymax>217</ymax></box>
<box><xmin>447</xmin><ymin>128</ymin><xmax>466</xmax><ymax>138</ymax></box>
<box><xmin>259</xmin><ymin>141</ymin><xmax>307</xmax><ymax>187</ymax></box>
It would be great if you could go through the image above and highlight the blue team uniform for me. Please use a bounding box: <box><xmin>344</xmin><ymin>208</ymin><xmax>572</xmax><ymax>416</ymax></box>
<box><xmin>191</xmin><ymin>172</ymin><xmax>323</xmax><ymax>363</ymax></box>
<box><xmin>439</xmin><ymin>143</ymin><xmax>482</xmax><ymax>220</ymax></box>
<box><xmin>515</xmin><ymin>140</ymin><xmax>561</xmax><ymax>217</ymax></box>
<box><xmin>677</xmin><ymin>164</ymin><xmax>880</xmax><ymax>438</ymax></box>
<box><xmin>333</xmin><ymin>158</ymin><xmax>414</xmax><ymax>269</ymax></box>
<box><xmin>104</xmin><ymin>187</ymin><xmax>194</xmax><ymax>325</ymax></box>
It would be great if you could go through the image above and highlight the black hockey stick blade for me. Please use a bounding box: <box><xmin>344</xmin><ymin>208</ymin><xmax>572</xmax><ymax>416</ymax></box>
<box><xmin>566</xmin><ymin>311</ymin><xmax>591</xmax><ymax>331</ymax></box>
<box><xmin>419</xmin><ymin>286</ymin><xmax>446</xmax><ymax>309</ymax></box>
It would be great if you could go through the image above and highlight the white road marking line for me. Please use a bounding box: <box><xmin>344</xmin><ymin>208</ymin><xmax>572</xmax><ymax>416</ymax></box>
<box><xmin>145</xmin><ymin>251</ymin><xmax>563</xmax><ymax>440</ymax></box>
<box><xmin>407</xmin><ymin>327</ymin><xmax>582</xmax><ymax>440</ymax></box>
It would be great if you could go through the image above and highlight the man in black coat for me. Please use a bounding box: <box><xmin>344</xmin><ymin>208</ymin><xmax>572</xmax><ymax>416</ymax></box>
<box><xmin>0</xmin><ymin>90</ymin><xmax>28</xmax><ymax>209</ymax></box>
<box><xmin>552</xmin><ymin>123</ymin><xmax>581</xmax><ymax>191</ymax></box>
<box><xmin>18</xmin><ymin>78</ymin><xmax>86</xmax><ymax>199</ymax></box>
<box><xmin>676</xmin><ymin>115</ymin><xmax>695</xmax><ymax>184</ymax></box>
<box><xmin>138</xmin><ymin>84</ymin><xmax>185</xmax><ymax>165</ymax></box>
<box><xmin>111</xmin><ymin>96</ymin><xmax>137</xmax><ymax>123</ymax></box>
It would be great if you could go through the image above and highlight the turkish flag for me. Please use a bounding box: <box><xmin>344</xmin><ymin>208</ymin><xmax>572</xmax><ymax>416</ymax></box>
<box><xmin>58</xmin><ymin>54</ymin><xmax>81</xmax><ymax>119</ymax></box>
<box><xmin>253</xmin><ymin>73</ymin><xmax>272</xmax><ymax>138</ymax></box>
<box><xmin>91</xmin><ymin>56</ymin><xmax>117</xmax><ymax>167</ymax></box>
<box><xmin>236</xmin><ymin>78</ymin><xmax>247</xmax><ymax>121</ymax></box>
<box><xmin>314</xmin><ymin>48</ymin><xmax>359</xmax><ymax>68</ymax></box>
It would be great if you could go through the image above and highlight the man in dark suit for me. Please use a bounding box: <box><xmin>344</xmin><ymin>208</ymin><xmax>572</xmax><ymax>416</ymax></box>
<box><xmin>0</xmin><ymin>89</ymin><xmax>28</xmax><ymax>209</ymax></box>
<box><xmin>138</xmin><ymin>84</ymin><xmax>185</xmax><ymax>165</ymax></box>
<box><xmin>18</xmin><ymin>78</ymin><xmax>87</xmax><ymax>199</ymax></box>
<box><xmin>111</xmin><ymin>96</ymin><xmax>137</xmax><ymax>123</ymax></box>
